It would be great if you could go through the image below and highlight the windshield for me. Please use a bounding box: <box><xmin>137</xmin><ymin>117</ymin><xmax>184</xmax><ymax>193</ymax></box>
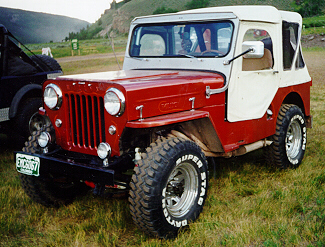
<box><xmin>129</xmin><ymin>21</ymin><xmax>233</xmax><ymax>58</ymax></box>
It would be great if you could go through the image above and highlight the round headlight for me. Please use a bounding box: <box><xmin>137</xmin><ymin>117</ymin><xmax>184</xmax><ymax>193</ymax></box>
<box><xmin>104</xmin><ymin>88</ymin><xmax>125</xmax><ymax>116</ymax></box>
<box><xmin>44</xmin><ymin>84</ymin><xmax>62</xmax><ymax>110</ymax></box>
<box><xmin>38</xmin><ymin>131</ymin><xmax>51</xmax><ymax>148</ymax></box>
<box><xmin>97</xmin><ymin>142</ymin><xmax>111</xmax><ymax>159</ymax></box>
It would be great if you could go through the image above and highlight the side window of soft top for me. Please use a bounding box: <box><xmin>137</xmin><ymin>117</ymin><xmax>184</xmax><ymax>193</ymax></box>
<box><xmin>242</xmin><ymin>29</ymin><xmax>274</xmax><ymax>71</ymax></box>
<box><xmin>282</xmin><ymin>21</ymin><xmax>305</xmax><ymax>70</ymax></box>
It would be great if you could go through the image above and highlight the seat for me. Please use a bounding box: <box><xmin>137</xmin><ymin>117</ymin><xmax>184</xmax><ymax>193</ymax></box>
<box><xmin>242</xmin><ymin>48</ymin><xmax>273</xmax><ymax>71</ymax></box>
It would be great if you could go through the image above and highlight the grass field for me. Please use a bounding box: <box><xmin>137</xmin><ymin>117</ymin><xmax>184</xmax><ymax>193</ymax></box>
<box><xmin>58</xmin><ymin>56</ymin><xmax>124</xmax><ymax>75</ymax></box>
<box><xmin>24</xmin><ymin>37</ymin><xmax>127</xmax><ymax>58</ymax></box>
<box><xmin>0</xmin><ymin>50</ymin><xmax>324</xmax><ymax>246</ymax></box>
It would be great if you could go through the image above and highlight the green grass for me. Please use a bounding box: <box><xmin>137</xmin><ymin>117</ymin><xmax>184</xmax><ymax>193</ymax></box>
<box><xmin>303</xmin><ymin>15</ymin><xmax>325</xmax><ymax>29</ymax></box>
<box><xmin>59</xmin><ymin>57</ymin><xmax>124</xmax><ymax>75</ymax></box>
<box><xmin>303</xmin><ymin>46</ymin><xmax>325</xmax><ymax>52</ymax></box>
<box><xmin>302</xmin><ymin>15</ymin><xmax>325</xmax><ymax>35</ymax></box>
<box><xmin>23</xmin><ymin>37</ymin><xmax>127</xmax><ymax>59</ymax></box>
<box><xmin>0</xmin><ymin>50</ymin><xmax>324</xmax><ymax>246</ymax></box>
<box><xmin>302</xmin><ymin>26</ymin><xmax>325</xmax><ymax>36</ymax></box>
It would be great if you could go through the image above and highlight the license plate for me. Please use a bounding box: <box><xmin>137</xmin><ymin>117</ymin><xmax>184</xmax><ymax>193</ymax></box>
<box><xmin>16</xmin><ymin>153</ymin><xmax>40</xmax><ymax>177</ymax></box>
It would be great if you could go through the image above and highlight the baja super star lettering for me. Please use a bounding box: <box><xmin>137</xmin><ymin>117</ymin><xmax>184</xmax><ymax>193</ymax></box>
<box><xmin>162</xmin><ymin>154</ymin><xmax>207</xmax><ymax>227</ymax></box>
<box><xmin>287</xmin><ymin>114</ymin><xmax>307</xmax><ymax>165</ymax></box>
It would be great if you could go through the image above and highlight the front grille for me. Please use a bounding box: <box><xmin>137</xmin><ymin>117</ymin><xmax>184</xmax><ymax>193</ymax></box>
<box><xmin>66</xmin><ymin>94</ymin><xmax>106</xmax><ymax>149</ymax></box>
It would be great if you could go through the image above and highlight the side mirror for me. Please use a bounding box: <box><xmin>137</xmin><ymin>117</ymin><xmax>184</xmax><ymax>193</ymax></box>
<box><xmin>242</xmin><ymin>41</ymin><xmax>264</xmax><ymax>58</ymax></box>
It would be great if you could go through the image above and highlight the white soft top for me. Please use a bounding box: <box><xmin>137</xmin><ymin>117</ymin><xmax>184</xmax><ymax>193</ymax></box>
<box><xmin>132</xmin><ymin>5</ymin><xmax>302</xmax><ymax>25</ymax></box>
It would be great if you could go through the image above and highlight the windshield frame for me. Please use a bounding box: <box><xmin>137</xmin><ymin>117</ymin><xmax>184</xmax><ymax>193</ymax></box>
<box><xmin>129</xmin><ymin>20</ymin><xmax>234</xmax><ymax>59</ymax></box>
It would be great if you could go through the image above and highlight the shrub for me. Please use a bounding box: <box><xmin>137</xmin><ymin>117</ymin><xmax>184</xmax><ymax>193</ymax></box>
<box><xmin>292</xmin><ymin>0</ymin><xmax>324</xmax><ymax>17</ymax></box>
<box><xmin>153</xmin><ymin>6</ymin><xmax>178</xmax><ymax>15</ymax></box>
<box><xmin>185</xmin><ymin>0</ymin><xmax>210</xmax><ymax>10</ymax></box>
<box><xmin>303</xmin><ymin>15</ymin><xmax>325</xmax><ymax>28</ymax></box>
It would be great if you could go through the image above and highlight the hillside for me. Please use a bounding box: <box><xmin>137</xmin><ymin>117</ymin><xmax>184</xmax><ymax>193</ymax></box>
<box><xmin>92</xmin><ymin>0</ymin><xmax>295</xmax><ymax>37</ymax></box>
<box><xmin>0</xmin><ymin>7</ymin><xmax>90</xmax><ymax>44</ymax></box>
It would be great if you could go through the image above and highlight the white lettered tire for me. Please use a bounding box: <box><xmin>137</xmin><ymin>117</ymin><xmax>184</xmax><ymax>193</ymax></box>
<box><xmin>269</xmin><ymin>104</ymin><xmax>307</xmax><ymax>169</ymax></box>
<box><xmin>129</xmin><ymin>137</ymin><xmax>208</xmax><ymax>238</ymax></box>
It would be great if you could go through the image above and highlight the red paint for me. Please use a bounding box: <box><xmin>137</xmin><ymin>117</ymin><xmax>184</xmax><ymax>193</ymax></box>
<box><xmin>126</xmin><ymin>110</ymin><xmax>210</xmax><ymax>128</ymax></box>
<box><xmin>43</xmin><ymin>69</ymin><xmax>310</xmax><ymax>157</ymax></box>
<box><xmin>85</xmin><ymin>181</ymin><xmax>96</xmax><ymax>188</ymax></box>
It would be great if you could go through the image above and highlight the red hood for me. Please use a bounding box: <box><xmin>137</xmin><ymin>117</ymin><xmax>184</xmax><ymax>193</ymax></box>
<box><xmin>56</xmin><ymin>70</ymin><xmax>224</xmax><ymax>120</ymax></box>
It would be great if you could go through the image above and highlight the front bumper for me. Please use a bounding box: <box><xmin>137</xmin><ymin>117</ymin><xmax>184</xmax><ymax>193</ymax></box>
<box><xmin>15</xmin><ymin>151</ymin><xmax>126</xmax><ymax>185</ymax></box>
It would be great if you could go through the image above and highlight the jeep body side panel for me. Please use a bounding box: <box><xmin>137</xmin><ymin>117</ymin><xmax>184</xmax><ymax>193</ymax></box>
<box><xmin>227</xmin><ymin>21</ymin><xmax>281</xmax><ymax>122</ymax></box>
<box><xmin>124</xmin><ymin>82</ymin><xmax>310</xmax><ymax>155</ymax></box>
<box><xmin>227</xmin><ymin>14</ymin><xmax>310</xmax><ymax>122</ymax></box>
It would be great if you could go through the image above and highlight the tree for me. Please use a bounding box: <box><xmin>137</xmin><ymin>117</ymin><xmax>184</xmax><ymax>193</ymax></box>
<box><xmin>185</xmin><ymin>0</ymin><xmax>210</xmax><ymax>10</ymax></box>
<box><xmin>111</xmin><ymin>0</ymin><xmax>117</xmax><ymax>10</ymax></box>
<box><xmin>292</xmin><ymin>0</ymin><xmax>324</xmax><ymax>17</ymax></box>
<box><xmin>153</xmin><ymin>6</ymin><xmax>178</xmax><ymax>15</ymax></box>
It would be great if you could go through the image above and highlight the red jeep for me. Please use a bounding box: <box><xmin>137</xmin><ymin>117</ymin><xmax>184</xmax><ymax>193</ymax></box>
<box><xmin>16</xmin><ymin>6</ymin><xmax>312</xmax><ymax>238</ymax></box>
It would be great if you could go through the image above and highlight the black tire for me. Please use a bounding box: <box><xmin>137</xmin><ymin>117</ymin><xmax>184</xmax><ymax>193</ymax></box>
<box><xmin>269</xmin><ymin>104</ymin><xmax>307</xmax><ymax>169</ymax></box>
<box><xmin>30</xmin><ymin>54</ymin><xmax>62</xmax><ymax>71</ymax></box>
<box><xmin>13</xmin><ymin>98</ymin><xmax>50</xmax><ymax>146</ymax></box>
<box><xmin>19</xmin><ymin>127</ymin><xmax>88</xmax><ymax>207</ymax></box>
<box><xmin>129</xmin><ymin>137</ymin><xmax>208</xmax><ymax>238</ymax></box>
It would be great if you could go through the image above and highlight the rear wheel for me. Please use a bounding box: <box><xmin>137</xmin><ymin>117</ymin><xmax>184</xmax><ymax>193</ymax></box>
<box><xmin>269</xmin><ymin>104</ymin><xmax>307</xmax><ymax>169</ymax></box>
<box><xmin>129</xmin><ymin>137</ymin><xmax>208</xmax><ymax>238</ymax></box>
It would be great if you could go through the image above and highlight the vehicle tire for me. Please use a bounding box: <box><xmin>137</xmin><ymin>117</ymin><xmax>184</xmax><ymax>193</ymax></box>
<box><xmin>30</xmin><ymin>54</ymin><xmax>62</xmax><ymax>71</ymax></box>
<box><xmin>13</xmin><ymin>98</ymin><xmax>50</xmax><ymax>146</ymax></box>
<box><xmin>19</xmin><ymin>126</ymin><xmax>88</xmax><ymax>207</ymax></box>
<box><xmin>269</xmin><ymin>104</ymin><xmax>307</xmax><ymax>169</ymax></box>
<box><xmin>129</xmin><ymin>137</ymin><xmax>208</xmax><ymax>238</ymax></box>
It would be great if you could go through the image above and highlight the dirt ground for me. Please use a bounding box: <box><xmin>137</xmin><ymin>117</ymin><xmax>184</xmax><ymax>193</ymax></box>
<box><xmin>302</xmin><ymin>33</ymin><xmax>325</xmax><ymax>48</ymax></box>
<box><xmin>56</xmin><ymin>52</ymin><xmax>125</xmax><ymax>63</ymax></box>
<box><xmin>303</xmin><ymin>50</ymin><xmax>325</xmax><ymax>86</ymax></box>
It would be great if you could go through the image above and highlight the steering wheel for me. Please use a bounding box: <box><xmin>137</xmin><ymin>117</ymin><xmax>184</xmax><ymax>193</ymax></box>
<box><xmin>201</xmin><ymin>49</ymin><xmax>225</xmax><ymax>56</ymax></box>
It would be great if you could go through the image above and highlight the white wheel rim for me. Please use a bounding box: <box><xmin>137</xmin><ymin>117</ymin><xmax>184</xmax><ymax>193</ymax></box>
<box><xmin>163</xmin><ymin>161</ymin><xmax>199</xmax><ymax>218</ymax></box>
<box><xmin>285</xmin><ymin>119</ymin><xmax>302</xmax><ymax>159</ymax></box>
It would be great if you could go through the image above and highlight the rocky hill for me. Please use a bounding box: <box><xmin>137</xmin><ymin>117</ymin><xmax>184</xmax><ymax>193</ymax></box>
<box><xmin>0</xmin><ymin>7</ymin><xmax>90</xmax><ymax>44</ymax></box>
<box><xmin>92</xmin><ymin>0</ymin><xmax>295</xmax><ymax>37</ymax></box>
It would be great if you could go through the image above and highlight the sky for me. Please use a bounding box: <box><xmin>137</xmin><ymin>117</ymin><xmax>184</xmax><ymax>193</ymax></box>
<box><xmin>0</xmin><ymin>0</ymin><xmax>123</xmax><ymax>23</ymax></box>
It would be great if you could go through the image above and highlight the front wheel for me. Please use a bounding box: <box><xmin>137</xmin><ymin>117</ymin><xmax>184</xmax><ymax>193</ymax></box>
<box><xmin>129</xmin><ymin>137</ymin><xmax>208</xmax><ymax>238</ymax></box>
<box><xmin>19</xmin><ymin>127</ymin><xmax>88</xmax><ymax>207</ymax></box>
<box><xmin>13</xmin><ymin>98</ymin><xmax>50</xmax><ymax>147</ymax></box>
<box><xmin>269</xmin><ymin>104</ymin><xmax>307</xmax><ymax>169</ymax></box>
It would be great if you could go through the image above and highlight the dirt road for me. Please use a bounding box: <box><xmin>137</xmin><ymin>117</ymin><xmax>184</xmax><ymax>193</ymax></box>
<box><xmin>56</xmin><ymin>52</ymin><xmax>125</xmax><ymax>63</ymax></box>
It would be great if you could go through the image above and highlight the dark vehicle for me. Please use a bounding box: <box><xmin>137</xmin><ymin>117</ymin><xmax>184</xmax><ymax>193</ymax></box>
<box><xmin>0</xmin><ymin>25</ymin><xmax>62</xmax><ymax>145</ymax></box>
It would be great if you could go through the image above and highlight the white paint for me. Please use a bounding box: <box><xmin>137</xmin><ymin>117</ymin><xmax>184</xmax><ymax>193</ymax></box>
<box><xmin>42</xmin><ymin>47</ymin><xmax>53</xmax><ymax>58</ymax></box>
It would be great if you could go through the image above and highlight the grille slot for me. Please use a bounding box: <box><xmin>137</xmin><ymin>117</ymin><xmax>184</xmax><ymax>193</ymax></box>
<box><xmin>67</xmin><ymin>94</ymin><xmax>106</xmax><ymax>148</ymax></box>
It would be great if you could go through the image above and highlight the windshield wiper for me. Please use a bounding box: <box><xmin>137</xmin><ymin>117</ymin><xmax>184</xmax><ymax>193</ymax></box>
<box><xmin>178</xmin><ymin>54</ymin><xmax>202</xmax><ymax>62</ymax></box>
<box><xmin>127</xmin><ymin>56</ymin><xmax>149</xmax><ymax>61</ymax></box>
